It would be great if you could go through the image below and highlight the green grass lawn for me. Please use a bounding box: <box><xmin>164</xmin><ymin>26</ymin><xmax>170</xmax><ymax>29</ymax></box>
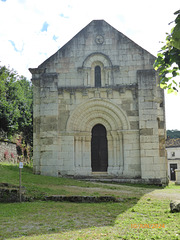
<box><xmin>0</xmin><ymin>163</ymin><xmax>180</xmax><ymax>240</ymax></box>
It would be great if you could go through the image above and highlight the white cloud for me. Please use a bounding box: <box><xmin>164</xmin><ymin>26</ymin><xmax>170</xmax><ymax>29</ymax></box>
<box><xmin>0</xmin><ymin>0</ymin><xmax>180</xmax><ymax>129</ymax></box>
<box><xmin>1</xmin><ymin>0</ymin><xmax>178</xmax><ymax>78</ymax></box>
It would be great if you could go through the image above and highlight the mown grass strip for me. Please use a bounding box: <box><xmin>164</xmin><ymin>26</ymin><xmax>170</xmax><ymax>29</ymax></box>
<box><xmin>0</xmin><ymin>163</ymin><xmax>180</xmax><ymax>240</ymax></box>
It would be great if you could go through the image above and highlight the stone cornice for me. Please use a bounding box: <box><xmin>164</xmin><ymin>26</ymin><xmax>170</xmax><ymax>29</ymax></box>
<box><xmin>58</xmin><ymin>84</ymin><xmax>137</xmax><ymax>92</ymax></box>
<box><xmin>29</xmin><ymin>68</ymin><xmax>45</xmax><ymax>75</ymax></box>
<box><xmin>29</xmin><ymin>68</ymin><xmax>58</xmax><ymax>86</ymax></box>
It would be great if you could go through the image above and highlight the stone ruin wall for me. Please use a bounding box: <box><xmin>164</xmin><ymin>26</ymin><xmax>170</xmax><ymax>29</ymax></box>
<box><xmin>0</xmin><ymin>140</ymin><xmax>18</xmax><ymax>163</ymax></box>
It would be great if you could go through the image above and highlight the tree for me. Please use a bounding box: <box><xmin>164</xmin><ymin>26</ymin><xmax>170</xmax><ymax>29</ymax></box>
<box><xmin>154</xmin><ymin>10</ymin><xmax>180</xmax><ymax>93</ymax></box>
<box><xmin>167</xmin><ymin>130</ymin><xmax>180</xmax><ymax>139</ymax></box>
<box><xmin>0</xmin><ymin>65</ymin><xmax>33</xmax><ymax>145</ymax></box>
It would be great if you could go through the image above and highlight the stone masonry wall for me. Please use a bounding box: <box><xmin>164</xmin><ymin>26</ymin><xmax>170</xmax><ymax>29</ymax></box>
<box><xmin>0</xmin><ymin>140</ymin><xmax>18</xmax><ymax>163</ymax></box>
<box><xmin>137</xmin><ymin>70</ymin><xmax>167</xmax><ymax>184</ymax></box>
<box><xmin>30</xmin><ymin>20</ymin><xmax>168</xmax><ymax>184</ymax></box>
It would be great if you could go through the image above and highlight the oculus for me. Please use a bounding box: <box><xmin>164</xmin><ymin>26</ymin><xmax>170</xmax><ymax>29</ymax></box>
<box><xmin>95</xmin><ymin>35</ymin><xmax>104</xmax><ymax>44</ymax></box>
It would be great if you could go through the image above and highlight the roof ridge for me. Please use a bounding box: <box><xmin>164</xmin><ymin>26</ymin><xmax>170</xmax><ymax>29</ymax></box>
<box><xmin>166</xmin><ymin>138</ymin><xmax>180</xmax><ymax>147</ymax></box>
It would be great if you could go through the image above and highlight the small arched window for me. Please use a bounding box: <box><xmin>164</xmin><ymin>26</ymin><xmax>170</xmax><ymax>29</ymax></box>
<box><xmin>95</xmin><ymin>66</ymin><xmax>101</xmax><ymax>87</ymax></box>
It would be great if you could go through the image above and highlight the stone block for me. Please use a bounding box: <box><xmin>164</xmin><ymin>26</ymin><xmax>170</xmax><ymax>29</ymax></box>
<box><xmin>145</xmin><ymin>149</ymin><xmax>159</xmax><ymax>157</ymax></box>
<box><xmin>130</xmin><ymin>121</ymin><xmax>139</xmax><ymax>129</ymax></box>
<box><xmin>40</xmin><ymin>166</ymin><xmax>58</xmax><ymax>177</ymax></box>
<box><xmin>130</xmin><ymin>149</ymin><xmax>140</xmax><ymax>157</ymax></box>
<box><xmin>41</xmin><ymin>138</ymin><xmax>54</xmax><ymax>145</ymax></box>
<box><xmin>170</xmin><ymin>200</ymin><xmax>180</xmax><ymax>212</ymax></box>
<box><xmin>129</xmin><ymin>164</ymin><xmax>141</xmax><ymax>171</ymax></box>
<box><xmin>40</xmin><ymin>123</ymin><xmax>58</xmax><ymax>132</ymax></box>
<box><xmin>140</xmin><ymin>128</ymin><xmax>153</xmax><ymax>136</ymax></box>
<box><xmin>153</xmin><ymin>164</ymin><xmax>163</xmax><ymax>171</ymax></box>
<box><xmin>126</xmin><ymin>110</ymin><xmax>139</xmax><ymax>116</ymax></box>
<box><xmin>140</xmin><ymin>136</ymin><xmax>159</xmax><ymax>143</ymax></box>
<box><xmin>124</xmin><ymin>143</ymin><xmax>133</xmax><ymax>150</ymax></box>
<box><xmin>141</xmin><ymin>157</ymin><xmax>154</xmax><ymax>165</ymax></box>
<box><xmin>140</xmin><ymin>142</ymin><xmax>158</xmax><ymax>150</ymax></box>
<box><xmin>40</xmin><ymin>144</ymin><xmax>58</xmax><ymax>152</ymax></box>
<box><xmin>59</xmin><ymin>111</ymin><xmax>70</xmax><ymax>131</ymax></box>
<box><xmin>142</xmin><ymin>171</ymin><xmax>155</xmax><ymax>178</ymax></box>
<box><xmin>146</xmin><ymin>120</ymin><xmax>158</xmax><ymax>128</ymax></box>
<box><xmin>40</xmin><ymin>151</ymin><xmax>58</xmax><ymax>163</ymax></box>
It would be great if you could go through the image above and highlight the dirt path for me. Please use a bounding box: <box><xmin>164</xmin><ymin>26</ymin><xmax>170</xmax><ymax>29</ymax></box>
<box><xmin>145</xmin><ymin>188</ymin><xmax>180</xmax><ymax>200</ymax></box>
<box><xmin>62</xmin><ymin>181</ymin><xmax>180</xmax><ymax>200</ymax></box>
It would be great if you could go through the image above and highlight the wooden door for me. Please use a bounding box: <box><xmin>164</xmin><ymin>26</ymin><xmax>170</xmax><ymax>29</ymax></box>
<box><xmin>170</xmin><ymin>163</ymin><xmax>177</xmax><ymax>181</ymax></box>
<box><xmin>91</xmin><ymin>124</ymin><xmax>108</xmax><ymax>172</ymax></box>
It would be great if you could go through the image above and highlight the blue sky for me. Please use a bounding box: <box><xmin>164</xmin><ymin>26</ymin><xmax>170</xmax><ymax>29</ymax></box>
<box><xmin>0</xmin><ymin>0</ymin><xmax>179</xmax><ymax>129</ymax></box>
<box><xmin>41</xmin><ymin>22</ymin><xmax>49</xmax><ymax>32</ymax></box>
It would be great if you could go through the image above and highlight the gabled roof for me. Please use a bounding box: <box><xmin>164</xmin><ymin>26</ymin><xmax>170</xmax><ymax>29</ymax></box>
<box><xmin>166</xmin><ymin>138</ymin><xmax>180</xmax><ymax>148</ymax></box>
<box><xmin>38</xmin><ymin>19</ymin><xmax>155</xmax><ymax>69</ymax></box>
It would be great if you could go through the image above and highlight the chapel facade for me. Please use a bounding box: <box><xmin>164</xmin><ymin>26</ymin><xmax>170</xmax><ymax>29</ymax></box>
<box><xmin>29</xmin><ymin>20</ymin><xmax>168</xmax><ymax>185</ymax></box>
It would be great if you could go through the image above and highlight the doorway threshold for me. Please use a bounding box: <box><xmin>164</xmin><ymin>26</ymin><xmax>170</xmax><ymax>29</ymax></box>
<box><xmin>92</xmin><ymin>172</ymin><xmax>108</xmax><ymax>175</ymax></box>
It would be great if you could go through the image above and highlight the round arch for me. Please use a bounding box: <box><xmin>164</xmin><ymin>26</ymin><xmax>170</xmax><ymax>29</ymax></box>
<box><xmin>82</xmin><ymin>52</ymin><xmax>113</xmax><ymax>68</ymax></box>
<box><xmin>66</xmin><ymin>99</ymin><xmax>130</xmax><ymax>132</ymax></box>
<box><xmin>80</xmin><ymin>52</ymin><xmax>114</xmax><ymax>87</ymax></box>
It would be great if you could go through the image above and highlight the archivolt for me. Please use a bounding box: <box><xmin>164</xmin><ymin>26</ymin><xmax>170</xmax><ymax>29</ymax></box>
<box><xmin>82</xmin><ymin>52</ymin><xmax>112</xmax><ymax>68</ymax></box>
<box><xmin>66</xmin><ymin>99</ymin><xmax>130</xmax><ymax>132</ymax></box>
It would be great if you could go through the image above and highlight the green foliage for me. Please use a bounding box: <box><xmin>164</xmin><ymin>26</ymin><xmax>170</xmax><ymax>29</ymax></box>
<box><xmin>167</xmin><ymin>129</ymin><xmax>180</xmax><ymax>139</ymax></box>
<box><xmin>171</xmin><ymin>10</ymin><xmax>180</xmax><ymax>50</ymax></box>
<box><xmin>0</xmin><ymin>65</ymin><xmax>33</xmax><ymax>145</ymax></box>
<box><xmin>154</xmin><ymin>10</ymin><xmax>180</xmax><ymax>93</ymax></box>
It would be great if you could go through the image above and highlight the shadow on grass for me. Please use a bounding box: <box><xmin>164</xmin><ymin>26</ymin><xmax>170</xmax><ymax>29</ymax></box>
<box><xmin>0</xmin><ymin>164</ymin><xmax>167</xmax><ymax>240</ymax></box>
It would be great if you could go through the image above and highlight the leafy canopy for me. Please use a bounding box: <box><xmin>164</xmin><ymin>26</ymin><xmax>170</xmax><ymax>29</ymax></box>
<box><xmin>167</xmin><ymin>129</ymin><xmax>180</xmax><ymax>139</ymax></box>
<box><xmin>154</xmin><ymin>10</ymin><xmax>180</xmax><ymax>93</ymax></box>
<box><xmin>0</xmin><ymin>65</ymin><xmax>33</xmax><ymax>145</ymax></box>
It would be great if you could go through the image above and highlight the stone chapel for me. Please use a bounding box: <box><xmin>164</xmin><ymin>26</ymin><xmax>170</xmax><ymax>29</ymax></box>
<box><xmin>29</xmin><ymin>20</ymin><xmax>168</xmax><ymax>185</ymax></box>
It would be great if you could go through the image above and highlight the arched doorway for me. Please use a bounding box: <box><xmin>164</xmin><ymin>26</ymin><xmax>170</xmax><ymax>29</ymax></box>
<box><xmin>91</xmin><ymin>124</ymin><xmax>108</xmax><ymax>172</ymax></box>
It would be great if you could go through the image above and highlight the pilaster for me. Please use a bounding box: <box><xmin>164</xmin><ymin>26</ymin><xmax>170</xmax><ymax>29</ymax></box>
<box><xmin>138</xmin><ymin>69</ymin><xmax>167</xmax><ymax>184</ymax></box>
